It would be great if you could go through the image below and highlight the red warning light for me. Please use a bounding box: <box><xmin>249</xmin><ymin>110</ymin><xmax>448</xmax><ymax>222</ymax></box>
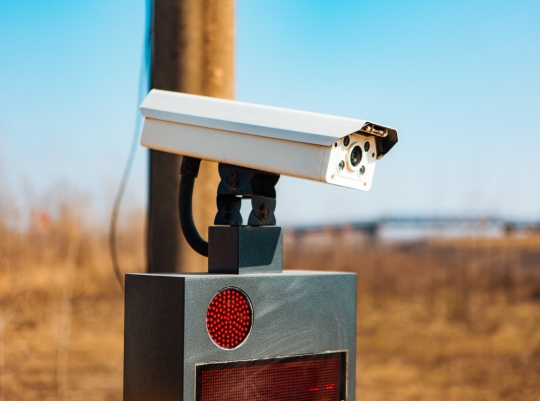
<box><xmin>206</xmin><ymin>288</ymin><xmax>252</xmax><ymax>349</ymax></box>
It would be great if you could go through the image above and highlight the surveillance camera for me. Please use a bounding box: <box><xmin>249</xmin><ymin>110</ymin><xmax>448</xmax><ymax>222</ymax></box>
<box><xmin>140</xmin><ymin>89</ymin><xmax>398</xmax><ymax>191</ymax></box>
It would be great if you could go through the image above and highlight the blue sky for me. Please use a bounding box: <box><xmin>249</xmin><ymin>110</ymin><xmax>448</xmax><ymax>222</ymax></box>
<box><xmin>1</xmin><ymin>0</ymin><xmax>539</xmax><ymax>224</ymax></box>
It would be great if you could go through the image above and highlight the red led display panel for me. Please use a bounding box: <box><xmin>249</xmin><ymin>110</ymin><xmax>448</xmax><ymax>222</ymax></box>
<box><xmin>196</xmin><ymin>352</ymin><xmax>346</xmax><ymax>401</ymax></box>
<box><xmin>206</xmin><ymin>288</ymin><xmax>252</xmax><ymax>349</ymax></box>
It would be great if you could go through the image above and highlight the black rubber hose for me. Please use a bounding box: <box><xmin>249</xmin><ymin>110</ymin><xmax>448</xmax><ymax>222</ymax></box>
<box><xmin>178</xmin><ymin>165</ymin><xmax>209</xmax><ymax>257</ymax></box>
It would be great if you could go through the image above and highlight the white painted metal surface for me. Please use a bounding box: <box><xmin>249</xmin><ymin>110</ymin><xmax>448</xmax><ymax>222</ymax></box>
<box><xmin>140</xmin><ymin>89</ymin><xmax>398</xmax><ymax>190</ymax></box>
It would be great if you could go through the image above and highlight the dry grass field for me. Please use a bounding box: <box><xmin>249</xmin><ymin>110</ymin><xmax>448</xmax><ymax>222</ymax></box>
<box><xmin>286</xmin><ymin>232</ymin><xmax>540</xmax><ymax>401</ymax></box>
<box><xmin>1</xmin><ymin>204</ymin><xmax>540</xmax><ymax>400</ymax></box>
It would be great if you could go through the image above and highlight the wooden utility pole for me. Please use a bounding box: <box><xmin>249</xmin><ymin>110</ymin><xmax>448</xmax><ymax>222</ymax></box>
<box><xmin>147</xmin><ymin>0</ymin><xmax>234</xmax><ymax>273</ymax></box>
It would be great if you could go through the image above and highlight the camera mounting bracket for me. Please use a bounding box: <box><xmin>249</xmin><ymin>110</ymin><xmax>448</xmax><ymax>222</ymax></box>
<box><xmin>214</xmin><ymin>163</ymin><xmax>279</xmax><ymax>227</ymax></box>
<box><xmin>178</xmin><ymin>157</ymin><xmax>283</xmax><ymax>274</ymax></box>
<box><xmin>208</xmin><ymin>163</ymin><xmax>282</xmax><ymax>274</ymax></box>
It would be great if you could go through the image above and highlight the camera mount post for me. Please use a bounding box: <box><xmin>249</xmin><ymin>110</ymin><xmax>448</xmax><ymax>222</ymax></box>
<box><xmin>178</xmin><ymin>156</ymin><xmax>283</xmax><ymax>274</ymax></box>
<box><xmin>209</xmin><ymin>163</ymin><xmax>282</xmax><ymax>274</ymax></box>
<box><xmin>214</xmin><ymin>163</ymin><xmax>279</xmax><ymax>227</ymax></box>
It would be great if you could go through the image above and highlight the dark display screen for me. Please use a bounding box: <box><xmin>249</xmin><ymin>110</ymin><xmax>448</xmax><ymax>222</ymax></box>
<box><xmin>196</xmin><ymin>352</ymin><xmax>346</xmax><ymax>401</ymax></box>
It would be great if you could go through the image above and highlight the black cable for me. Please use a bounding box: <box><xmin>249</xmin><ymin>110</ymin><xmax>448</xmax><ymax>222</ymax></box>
<box><xmin>108</xmin><ymin>96</ymin><xmax>141</xmax><ymax>293</ymax></box>
<box><xmin>178</xmin><ymin>157</ymin><xmax>209</xmax><ymax>257</ymax></box>
<box><xmin>108</xmin><ymin>0</ymin><xmax>152</xmax><ymax>293</ymax></box>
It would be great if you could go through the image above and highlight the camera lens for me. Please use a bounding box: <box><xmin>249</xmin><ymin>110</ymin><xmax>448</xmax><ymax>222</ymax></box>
<box><xmin>350</xmin><ymin>145</ymin><xmax>362</xmax><ymax>167</ymax></box>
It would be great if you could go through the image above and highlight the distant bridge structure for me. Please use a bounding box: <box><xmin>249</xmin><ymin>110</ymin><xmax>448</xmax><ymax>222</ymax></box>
<box><xmin>290</xmin><ymin>217</ymin><xmax>540</xmax><ymax>241</ymax></box>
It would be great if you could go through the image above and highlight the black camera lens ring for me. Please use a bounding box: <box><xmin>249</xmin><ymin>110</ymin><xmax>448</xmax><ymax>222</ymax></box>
<box><xmin>350</xmin><ymin>145</ymin><xmax>362</xmax><ymax>167</ymax></box>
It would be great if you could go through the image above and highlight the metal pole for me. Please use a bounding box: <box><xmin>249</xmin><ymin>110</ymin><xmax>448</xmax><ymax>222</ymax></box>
<box><xmin>148</xmin><ymin>0</ymin><xmax>234</xmax><ymax>273</ymax></box>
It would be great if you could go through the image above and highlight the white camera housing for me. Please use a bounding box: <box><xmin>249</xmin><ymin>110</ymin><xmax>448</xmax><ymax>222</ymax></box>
<box><xmin>140</xmin><ymin>89</ymin><xmax>398</xmax><ymax>191</ymax></box>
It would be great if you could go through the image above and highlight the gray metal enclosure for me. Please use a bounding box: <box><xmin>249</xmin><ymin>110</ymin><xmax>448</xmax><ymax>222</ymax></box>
<box><xmin>123</xmin><ymin>271</ymin><xmax>356</xmax><ymax>401</ymax></box>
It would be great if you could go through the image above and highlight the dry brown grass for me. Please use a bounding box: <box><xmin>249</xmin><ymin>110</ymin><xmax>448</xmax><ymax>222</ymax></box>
<box><xmin>0</xmin><ymin>201</ymin><xmax>144</xmax><ymax>401</ymax></box>
<box><xmin>1</xmin><ymin>202</ymin><xmax>540</xmax><ymax>400</ymax></box>
<box><xmin>286</xmin><ymin>232</ymin><xmax>540</xmax><ymax>400</ymax></box>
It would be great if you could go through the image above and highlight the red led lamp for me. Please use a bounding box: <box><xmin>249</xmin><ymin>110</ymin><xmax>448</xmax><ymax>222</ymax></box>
<box><xmin>206</xmin><ymin>288</ymin><xmax>252</xmax><ymax>349</ymax></box>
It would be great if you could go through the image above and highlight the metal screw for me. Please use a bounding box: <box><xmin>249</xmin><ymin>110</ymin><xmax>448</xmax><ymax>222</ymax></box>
<box><xmin>259</xmin><ymin>204</ymin><xmax>269</xmax><ymax>220</ymax></box>
<box><xmin>229</xmin><ymin>172</ymin><xmax>238</xmax><ymax>189</ymax></box>
<box><xmin>359</xmin><ymin>166</ymin><xmax>365</xmax><ymax>175</ymax></box>
<box><xmin>338</xmin><ymin>160</ymin><xmax>345</xmax><ymax>171</ymax></box>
